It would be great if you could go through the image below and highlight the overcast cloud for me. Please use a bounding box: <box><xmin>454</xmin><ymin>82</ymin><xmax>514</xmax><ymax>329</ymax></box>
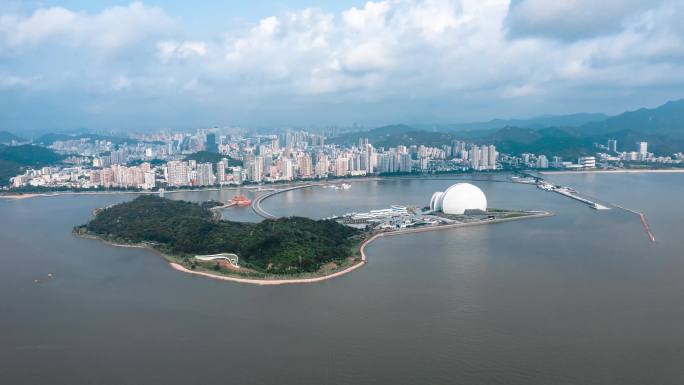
<box><xmin>1</xmin><ymin>0</ymin><xmax>684</xmax><ymax>131</ymax></box>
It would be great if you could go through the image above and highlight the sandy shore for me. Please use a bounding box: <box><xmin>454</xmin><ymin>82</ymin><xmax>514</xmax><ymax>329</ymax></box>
<box><xmin>167</xmin><ymin>211</ymin><xmax>552</xmax><ymax>285</ymax></box>
<box><xmin>540</xmin><ymin>169</ymin><xmax>684</xmax><ymax>175</ymax></box>
<box><xmin>76</xmin><ymin>211</ymin><xmax>552</xmax><ymax>286</ymax></box>
<box><xmin>169</xmin><ymin>260</ymin><xmax>366</xmax><ymax>286</ymax></box>
<box><xmin>0</xmin><ymin>178</ymin><xmax>383</xmax><ymax>201</ymax></box>
<box><xmin>0</xmin><ymin>191</ymin><xmax>156</xmax><ymax>200</ymax></box>
<box><xmin>70</xmin><ymin>182</ymin><xmax>553</xmax><ymax>285</ymax></box>
<box><xmin>75</xmin><ymin>229</ymin><xmax>369</xmax><ymax>285</ymax></box>
<box><xmin>0</xmin><ymin>193</ymin><xmax>44</xmax><ymax>200</ymax></box>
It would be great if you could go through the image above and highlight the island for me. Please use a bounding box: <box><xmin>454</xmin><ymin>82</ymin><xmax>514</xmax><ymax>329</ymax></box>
<box><xmin>74</xmin><ymin>186</ymin><xmax>553</xmax><ymax>285</ymax></box>
<box><xmin>74</xmin><ymin>196</ymin><xmax>364</xmax><ymax>283</ymax></box>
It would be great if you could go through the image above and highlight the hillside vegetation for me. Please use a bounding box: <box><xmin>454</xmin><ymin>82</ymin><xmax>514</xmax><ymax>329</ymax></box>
<box><xmin>78</xmin><ymin>196</ymin><xmax>361</xmax><ymax>274</ymax></box>
<box><xmin>330</xmin><ymin>99</ymin><xmax>684</xmax><ymax>156</ymax></box>
<box><xmin>329</xmin><ymin>124</ymin><xmax>456</xmax><ymax>148</ymax></box>
<box><xmin>0</xmin><ymin>131</ymin><xmax>25</xmax><ymax>144</ymax></box>
<box><xmin>184</xmin><ymin>151</ymin><xmax>243</xmax><ymax>166</ymax></box>
<box><xmin>0</xmin><ymin>145</ymin><xmax>64</xmax><ymax>186</ymax></box>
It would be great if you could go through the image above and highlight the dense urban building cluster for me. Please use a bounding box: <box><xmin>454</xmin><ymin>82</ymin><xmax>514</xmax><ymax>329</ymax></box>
<box><xmin>596</xmin><ymin>140</ymin><xmax>684</xmax><ymax>165</ymax></box>
<box><xmin>7</xmin><ymin>128</ymin><xmax>682</xmax><ymax>191</ymax></box>
<box><xmin>9</xmin><ymin>130</ymin><xmax>502</xmax><ymax>190</ymax></box>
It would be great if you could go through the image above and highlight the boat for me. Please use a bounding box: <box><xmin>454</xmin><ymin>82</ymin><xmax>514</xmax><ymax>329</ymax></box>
<box><xmin>228</xmin><ymin>194</ymin><xmax>251</xmax><ymax>207</ymax></box>
<box><xmin>324</xmin><ymin>183</ymin><xmax>352</xmax><ymax>190</ymax></box>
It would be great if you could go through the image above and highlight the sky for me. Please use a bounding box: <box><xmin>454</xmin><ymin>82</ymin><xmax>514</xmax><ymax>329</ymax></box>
<box><xmin>1</xmin><ymin>0</ymin><xmax>684</xmax><ymax>132</ymax></box>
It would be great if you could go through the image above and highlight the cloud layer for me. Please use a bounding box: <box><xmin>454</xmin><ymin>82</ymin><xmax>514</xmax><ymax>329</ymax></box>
<box><xmin>1</xmin><ymin>0</ymin><xmax>684</xmax><ymax>130</ymax></box>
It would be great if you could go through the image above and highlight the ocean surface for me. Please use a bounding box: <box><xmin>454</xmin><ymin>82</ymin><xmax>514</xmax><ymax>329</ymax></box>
<box><xmin>1</xmin><ymin>174</ymin><xmax>683</xmax><ymax>384</ymax></box>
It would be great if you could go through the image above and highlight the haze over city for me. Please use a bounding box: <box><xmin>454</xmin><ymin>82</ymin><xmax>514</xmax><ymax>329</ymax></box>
<box><xmin>2</xmin><ymin>0</ymin><xmax>684</xmax><ymax>131</ymax></box>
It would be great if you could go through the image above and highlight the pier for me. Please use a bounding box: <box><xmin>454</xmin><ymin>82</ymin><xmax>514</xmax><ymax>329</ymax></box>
<box><xmin>530</xmin><ymin>174</ymin><xmax>656</xmax><ymax>243</ymax></box>
<box><xmin>612</xmin><ymin>204</ymin><xmax>656</xmax><ymax>243</ymax></box>
<box><xmin>551</xmin><ymin>188</ymin><xmax>611</xmax><ymax>210</ymax></box>
<box><xmin>531</xmin><ymin>172</ymin><xmax>610</xmax><ymax>210</ymax></box>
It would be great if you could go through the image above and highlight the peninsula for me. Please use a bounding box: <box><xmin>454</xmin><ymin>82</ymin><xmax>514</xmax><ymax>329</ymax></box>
<box><xmin>75</xmin><ymin>196</ymin><xmax>363</xmax><ymax>281</ymax></box>
<box><xmin>75</xmin><ymin>188</ymin><xmax>551</xmax><ymax>285</ymax></box>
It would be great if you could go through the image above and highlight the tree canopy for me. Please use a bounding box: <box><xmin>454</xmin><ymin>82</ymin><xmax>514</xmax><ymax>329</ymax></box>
<box><xmin>0</xmin><ymin>144</ymin><xmax>64</xmax><ymax>186</ymax></box>
<box><xmin>81</xmin><ymin>195</ymin><xmax>360</xmax><ymax>274</ymax></box>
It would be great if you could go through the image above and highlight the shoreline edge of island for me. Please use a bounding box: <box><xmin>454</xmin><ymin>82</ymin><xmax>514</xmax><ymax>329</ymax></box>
<box><xmin>76</xmin><ymin>210</ymin><xmax>553</xmax><ymax>286</ymax></box>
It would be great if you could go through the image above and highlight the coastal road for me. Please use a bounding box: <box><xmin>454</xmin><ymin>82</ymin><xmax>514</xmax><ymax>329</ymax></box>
<box><xmin>251</xmin><ymin>183</ymin><xmax>321</xmax><ymax>219</ymax></box>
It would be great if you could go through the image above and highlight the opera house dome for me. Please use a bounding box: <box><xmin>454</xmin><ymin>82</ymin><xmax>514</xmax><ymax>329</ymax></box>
<box><xmin>429</xmin><ymin>183</ymin><xmax>487</xmax><ymax>215</ymax></box>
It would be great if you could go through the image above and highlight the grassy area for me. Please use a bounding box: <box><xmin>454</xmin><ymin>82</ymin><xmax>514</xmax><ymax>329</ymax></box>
<box><xmin>433</xmin><ymin>209</ymin><xmax>535</xmax><ymax>221</ymax></box>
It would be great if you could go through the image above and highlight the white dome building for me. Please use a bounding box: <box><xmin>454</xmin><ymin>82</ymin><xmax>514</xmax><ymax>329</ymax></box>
<box><xmin>429</xmin><ymin>191</ymin><xmax>445</xmax><ymax>212</ymax></box>
<box><xmin>429</xmin><ymin>183</ymin><xmax>487</xmax><ymax>215</ymax></box>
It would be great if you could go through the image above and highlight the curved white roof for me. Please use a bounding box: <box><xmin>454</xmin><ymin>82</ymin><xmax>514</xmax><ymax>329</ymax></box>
<box><xmin>434</xmin><ymin>183</ymin><xmax>487</xmax><ymax>215</ymax></box>
<box><xmin>429</xmin><ymin>191</ymin><xmax>445</xmax><ymax>211</ymax></box>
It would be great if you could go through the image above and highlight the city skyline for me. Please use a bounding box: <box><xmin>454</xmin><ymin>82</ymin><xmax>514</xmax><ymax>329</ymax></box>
<box><xmin>9</xmin><ymin>123</ymin><xmax>678</xmax><ymax>192</ymax></box>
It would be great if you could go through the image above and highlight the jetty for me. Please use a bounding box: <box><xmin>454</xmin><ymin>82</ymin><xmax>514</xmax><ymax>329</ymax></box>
<box><xmin>612</xmin><ymin>204</ymin><xmax>656</xmax><ymax>243</ymax></box>
<box><xmin>534</xmin><ymin>178</ymin><xmax>610</xmax><ymax>210</ymax></box>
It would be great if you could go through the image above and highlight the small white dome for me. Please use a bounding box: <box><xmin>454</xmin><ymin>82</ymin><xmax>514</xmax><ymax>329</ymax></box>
<box><xmin>431</xmin><ymin>183</ymin><xmax>487</xmax><ymax>215</ymax></box>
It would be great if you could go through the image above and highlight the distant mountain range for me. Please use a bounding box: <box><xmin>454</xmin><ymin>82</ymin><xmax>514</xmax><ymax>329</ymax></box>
<box><xmin>34</xmin><ymin>132</ymin><xmax>143</xmax><ymax>146</ymax></box>
<box><xmin>332</xmin><ymin>99</ymin><xmax>684</xmax><ymax>156</ymax></box>
<box><xmin>2</xmin><ymin>98</ymin><xmax>683</xmax><ymax>171</ymax></box>
<box><xmin>484</xmin><ymin>99</ymin><xmax>684</xmax><ymax>156</ymax></box>
<box><xmin>0</xmin><ymin>130</ymin><xmax>139</xmax><ymax>146</ymax></box>
<box><xmin>581</xmin><ymin>100</ymin><xmax>684</xmax><ymax>137</ymax></box>
<box><xmin>0</xmin><ymin>131</ymin><xmax>26</xmax><ymax>144</ymax></box>
<box><xmin>416</xmin><ymin>112</ymin><xmax>610</xmax><ymax>132</ymax></box>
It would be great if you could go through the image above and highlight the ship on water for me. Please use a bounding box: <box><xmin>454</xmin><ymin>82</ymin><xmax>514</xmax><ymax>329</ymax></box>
<box><xmin>227</xmin><ymin>194</ymin><xmax>251</xmax><ymax>207</ymax></box>
<box><xmin>323</xmin><ymin>183</ymin><xmax>352</xmax><ymax>190</ymax></box>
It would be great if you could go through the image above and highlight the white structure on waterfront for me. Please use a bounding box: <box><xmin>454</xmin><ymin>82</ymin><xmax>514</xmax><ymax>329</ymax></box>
<box><xmin>345</xmin><ymin>205</ymin><xmax>409</xmax><ymax>221</ymax></box>
<box><xmin>578</xmin><ymin>156</ymin><xmax>596</xmax><ymax>169</ymax></box>
<box><xmin>429</xmin><ymin>192</ymin><xmax>445</xmax><ymax>212</ymax></box>
<box><xmin>194</xmin><ymin>253</ymin><xmax>239</xmax><ymax>268</ymax></box>
<box><xmin>429</xmin><ymin>183</ymin><xmax>487</xmax><ymax>214</ymax></box>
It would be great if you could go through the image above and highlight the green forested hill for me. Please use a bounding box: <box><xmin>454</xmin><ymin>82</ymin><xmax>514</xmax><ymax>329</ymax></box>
<box><xmin>0</xmin><ymin>144</ymin><xmax>63</xmax><ymax>165</ymax></box>
<box><xmin>580</xmin><ymin>99</ymin><xmax>684</xmax><ymax>137</ymax></box>
<box><xmin>328</xmin><ymin>99</ymin><xmax>684</xmax><ymax>156</ymax></box>
<box><xmin>0</xmin><ymin>144</ymin><xmax>64</xmax><ymax>186</ymax></box>
<box><xmin>0</xmin><ymin>131</ymin><xmax>25</xmax><ymax>144</ymax></box>
<box><xmin>184</xmin><ymin>151</ymin><xmax>243</xmax><ymax>166</ymax></box>
<box><xmin>80</xmin><ymin>196</ymin><xmax>361</xmax><ymax>274</ymax></box>
<box><xmin>329</xmin><ymin>124</ymin><xmax>456</xmax><ymax>148</ymax></box>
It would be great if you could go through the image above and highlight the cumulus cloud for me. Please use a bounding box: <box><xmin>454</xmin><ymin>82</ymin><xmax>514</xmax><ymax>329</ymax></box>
<box><xmin>1</xmin><ymin>0</ymin><xmax>684</xmax><ymax>130</ymax></box>
<box><xmin>342</xmin><ymin>1</ymin><xmax>391</xmax><ymax>30</ymax></box>
<box><xmin>157</xmin><ymin>40</ymin><xmax>207</xmax><ymax>62</ymax></box>
<box><xmin>0</xmin><ymin>1</ymin><xmax>174</xmax><ymax>54</ymax></box>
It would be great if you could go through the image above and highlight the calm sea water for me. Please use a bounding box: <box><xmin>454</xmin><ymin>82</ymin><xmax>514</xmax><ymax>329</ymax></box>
<box><xmin>1</xmin><ymin>174</ymin><xmax>683</xmax><ymax>384</ymax></box>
